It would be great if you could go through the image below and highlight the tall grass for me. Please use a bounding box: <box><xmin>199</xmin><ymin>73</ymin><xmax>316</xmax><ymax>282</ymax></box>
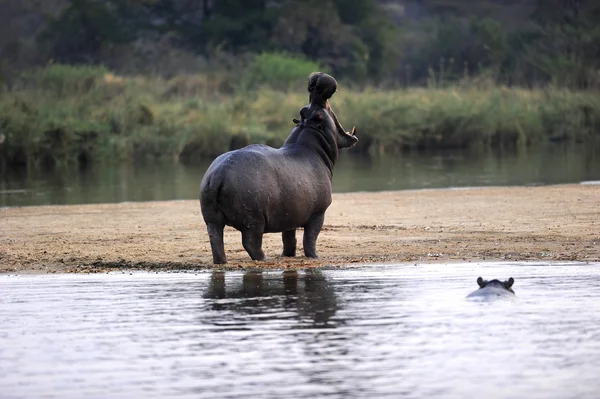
<box><xmin>1</xmin><ymin>64</ymin><xmax>599</xmax><ymax>167</ymax></box>
<box><xmin>335</xmin><ymin>87</ymin><xmax>599</xmax><ymax>153</ymax></box>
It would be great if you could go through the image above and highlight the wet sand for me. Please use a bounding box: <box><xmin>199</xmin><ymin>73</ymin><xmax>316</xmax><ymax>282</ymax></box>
<box><xmin>1</xmin><ymin>184</ymin><xmax>599</xmax><ymax>273</ymax></box>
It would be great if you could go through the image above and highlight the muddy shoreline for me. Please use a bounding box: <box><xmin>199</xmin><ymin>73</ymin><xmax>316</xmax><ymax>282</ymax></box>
<box><xmin>1</xmin><ymin>185</ymin><xmax>599</xmax><ymax>274</ymax></box>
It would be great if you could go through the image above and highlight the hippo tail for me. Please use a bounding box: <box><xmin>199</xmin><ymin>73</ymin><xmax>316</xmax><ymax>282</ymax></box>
<box><xmin>199</xmin><ymin>173</ymin><xmax>225</xmax><ymax>224</ymax></box>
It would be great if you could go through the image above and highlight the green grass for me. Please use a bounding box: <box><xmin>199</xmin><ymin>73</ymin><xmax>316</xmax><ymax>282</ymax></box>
<box><xmin>1</xmin><ymin>64</ymin><xmax>599</xmax><ymax>167</ymax></box>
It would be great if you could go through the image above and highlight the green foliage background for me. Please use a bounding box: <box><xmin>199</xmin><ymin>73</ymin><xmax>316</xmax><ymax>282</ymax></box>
<box><xmin>0</xmin><ymin>0</ymin><xmax>599</xmax><ymax>167</ymax></box>
<box><xmin>2</xmin><ymin>64</ymin><xmax>598</xmax><ymax>167</ymax></box>
<box><xmin>2</xmin><ymin>0</ymin><xmax>599</xmax><ymax>88</ymax></box>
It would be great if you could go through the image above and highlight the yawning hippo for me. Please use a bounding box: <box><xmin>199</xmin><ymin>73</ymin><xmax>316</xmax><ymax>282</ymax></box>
<box><xmin>467</xmin><ymin>277</ymin><xmax>516</xmax><ymax>298</ymax></box>
<box><xmin>200</xmin><ymin>72</ymin><xmax>358</xmax><ymax>264</ymax></box>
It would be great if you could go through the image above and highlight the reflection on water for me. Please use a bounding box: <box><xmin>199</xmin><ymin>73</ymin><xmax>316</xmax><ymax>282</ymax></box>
<box><xmin>2</xmin><ymin>262</ymin><xmax>600</xmax><ymax>399</ymax></box>
<box><xmin>204</xmin><ymin>270</ymin><xmax>338</xmax><ymax>328</ymax></box>
<box><xmin>1</xmin><ymin>142</ymin><xmax>600</xmax><ymax>207</ymax></box>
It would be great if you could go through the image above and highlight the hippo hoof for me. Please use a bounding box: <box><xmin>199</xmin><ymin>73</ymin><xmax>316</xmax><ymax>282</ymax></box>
<box><xmin>248</xmin><ymin>251</ymin><xmax>266</xmax><ymax>261</ymax></box>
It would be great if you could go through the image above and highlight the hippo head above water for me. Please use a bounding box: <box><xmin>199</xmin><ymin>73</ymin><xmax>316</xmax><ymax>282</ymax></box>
<box><xmin>477</xmin><ymin>277</ymin><xmax>515</xmax><ymax>293</ymax></box>
<box><xmin>466</xmin><ymin>277</ymin><xmax>516</xmax><ymax>298</ymax></box>
<box><xmin>199</xmin><ymin>72</ymin><xmax>357</xmax><ymax>264</ymax></box>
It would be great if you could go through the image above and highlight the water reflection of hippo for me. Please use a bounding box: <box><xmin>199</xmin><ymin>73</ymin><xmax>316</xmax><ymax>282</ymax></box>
<box><xmin>203</xmin><ymin>270</ymin><xmax>339</xmax><ymax>327</ymax></box>
<box><xmin>200</xmin><ymin>73</ymin><xmax>358</xmax><ymax>264</ymax></box>
<box><xmin>467</xmin><ymin>277</ymin><xmax>516</xmax><ymax>298</ymax></box>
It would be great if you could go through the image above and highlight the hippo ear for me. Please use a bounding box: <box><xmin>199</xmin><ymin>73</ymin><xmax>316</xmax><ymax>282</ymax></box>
<box><xmin>506</xmin><ymin>277</ymin><xmax>514</xmax><ymax>288</ymax></box>
<box><xmin>477</xmin><ymin>277</ymin><xmax>485</xmax><ymax>288</ymax></box>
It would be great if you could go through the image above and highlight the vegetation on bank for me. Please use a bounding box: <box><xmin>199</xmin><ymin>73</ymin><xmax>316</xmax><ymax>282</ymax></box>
<box><xmin>2</xmin><ymin>1</ymin><xmax>598</xmax><ymax>168</ymax></box>
<box><xmin>1</xmin><ymin>64</ymin><xmax>599</xmax><ymax>167</ymax></box>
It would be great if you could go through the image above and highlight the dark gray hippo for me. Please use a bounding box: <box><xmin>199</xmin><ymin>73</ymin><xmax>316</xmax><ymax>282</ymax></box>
<box><xmin>467</xmin><ymin>277</ymin><xmax>516</xmax><ymax>299</ymax></box>
<box><xmin>200</xmin><ymin>72</ymin><xmax>358</xmax><ymax>264</ymax></box>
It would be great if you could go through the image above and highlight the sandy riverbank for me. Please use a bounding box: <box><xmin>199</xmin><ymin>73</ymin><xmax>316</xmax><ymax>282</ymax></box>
<box><xmin>1</xmin><ymin>184</ymin><xmax>599</xmax><ymax>273</ymax></box>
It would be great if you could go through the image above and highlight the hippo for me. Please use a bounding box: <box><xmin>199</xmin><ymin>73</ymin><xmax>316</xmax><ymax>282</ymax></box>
<box><xmin>466</xmin><ymin>277</ymin><xmax>516</xmax><ymax>298</ymax></box>
<box><xmin>199</xmin><ymin>72</ymin><xmax>358</xmax><ymax>264</ymax></box>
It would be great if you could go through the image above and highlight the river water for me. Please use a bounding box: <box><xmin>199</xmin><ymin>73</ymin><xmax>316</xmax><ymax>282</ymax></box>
<box><xmin>2</xmin><ymin>262</ymin><xmax>600</xmax><ymax>399</ymax></box>
<box><xmin>2</xmin><ymin>142</ymin><xmax>600</xmax><ymax>207</ymax></box>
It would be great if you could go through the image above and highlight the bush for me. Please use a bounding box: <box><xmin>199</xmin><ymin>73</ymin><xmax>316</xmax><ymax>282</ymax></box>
<box><xmin>2</xmin><ymin>65</ymin><xmax>599</xmax><ymax>167</ymax></box>
<box><xmin>20</xmin><ymin>64</ymin><xmax>109</xmax><ymax>97</ymax></box>
<box><xmin>239</xmin><ymin>53</ymin><xmax>324</xmax><ymax>91</ymax></box>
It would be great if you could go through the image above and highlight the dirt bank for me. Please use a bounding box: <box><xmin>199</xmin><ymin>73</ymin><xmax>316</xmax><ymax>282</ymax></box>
<box><xmin>1</xmin><ymin>185</ymin><xmax>599</xmax><ymax>273</ymax></box>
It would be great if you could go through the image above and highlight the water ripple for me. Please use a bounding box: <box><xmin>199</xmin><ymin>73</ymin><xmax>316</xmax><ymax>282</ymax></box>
<box><xmin>1</xmin><ymin>262</ymin><xmax>600</xmax><ymax>398</ymax></box>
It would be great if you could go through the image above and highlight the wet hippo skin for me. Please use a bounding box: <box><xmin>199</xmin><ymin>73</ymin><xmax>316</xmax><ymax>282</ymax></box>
<box><xmin>467</xmin><ymin>277</ymin><xmax>516</xmax><ymax>298</ymax></box>
<box><xmin>200</xmin><ymin>73</ymin><xmax>358</xmax><ymax>264</ymax></box>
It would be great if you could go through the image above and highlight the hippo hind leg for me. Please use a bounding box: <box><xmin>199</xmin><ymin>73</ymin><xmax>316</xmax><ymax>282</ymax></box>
<box><xmin>206</xmin><ymin>222</ymin><xmax>227</xmax><ymax>264</ymax></box>
<box><xmin>303</xmin><ymin>212</ymin><xmax>325</xmax><ymax>258</ymax></box>
<box><xmin>241</xmin><ymin>229</ymin><xmax>266</xmax><ymax>261</ymax></box>
<box><xmin>282</xmin><ymin>229</ymin><xmax>297</xmax><ymax>257</ymax></box>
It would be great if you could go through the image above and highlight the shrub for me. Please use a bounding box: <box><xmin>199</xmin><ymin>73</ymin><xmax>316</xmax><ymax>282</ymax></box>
<box><xmin>240</xmin><ymin>53</ymin><xmax>324</xmax><ymax>91</ymax></box>
<box><xmin>20</xmin><ymin>64</ymin><xmax>109</xmax><ymax>97</ymax></box>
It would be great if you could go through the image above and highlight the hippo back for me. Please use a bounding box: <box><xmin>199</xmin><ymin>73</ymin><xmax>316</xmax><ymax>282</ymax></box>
<box><xmin>200</xmin><ymin>142</ymin><xmax>332</xmax><ymax>233</ymax></box>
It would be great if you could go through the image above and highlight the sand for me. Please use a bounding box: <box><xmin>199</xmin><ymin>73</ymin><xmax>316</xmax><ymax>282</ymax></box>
<box><xmin>1</xmin><ymin>184</ymin><xmax>599</xmax><ymax>273</ymax></box>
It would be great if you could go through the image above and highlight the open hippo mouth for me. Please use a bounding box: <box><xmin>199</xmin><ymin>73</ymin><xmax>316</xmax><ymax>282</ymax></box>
<box><xmin>326</xmin><ymin>99</ymin><xmax>358</xmax><ymax>147</ymax></box>
<box><xmin>308</xmin><ymin>72</ymin><xmax>358</xmax><ymax>147</ymax></box>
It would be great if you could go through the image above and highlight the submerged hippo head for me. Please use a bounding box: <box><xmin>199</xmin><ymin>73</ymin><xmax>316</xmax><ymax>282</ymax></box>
<box><xmin>467</xmin><ymin>277</ymin><xmax>516</xmax><ymax>298</ymax></box>
<box><xmin>477</xmin><ymin>277</ymin><xmax>515</xmax><ymax>293</ymax></box>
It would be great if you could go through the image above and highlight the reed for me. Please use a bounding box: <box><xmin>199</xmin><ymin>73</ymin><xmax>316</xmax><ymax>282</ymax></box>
<box><xmin>1</xmin><ymin>65</ymin><xmax>598</xmax><ymax>167</ymax></box>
